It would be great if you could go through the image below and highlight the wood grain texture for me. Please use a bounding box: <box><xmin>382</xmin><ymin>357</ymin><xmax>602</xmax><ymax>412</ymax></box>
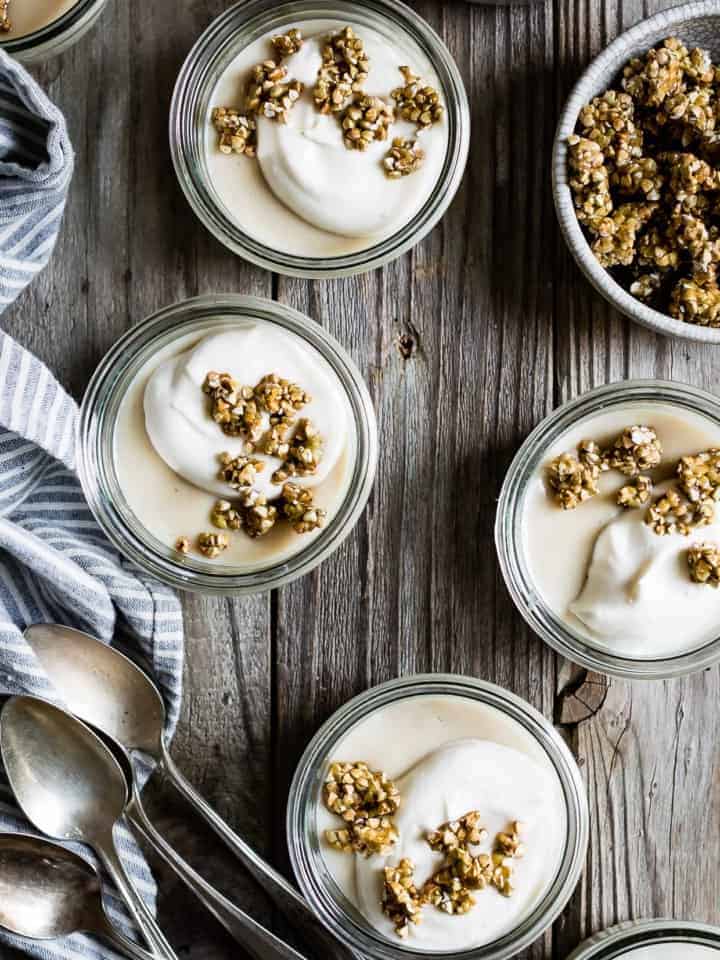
<box><xmin>2</xmin><ymin>0</ymin><xmax>720</xmax><ymax>958</ymax></box>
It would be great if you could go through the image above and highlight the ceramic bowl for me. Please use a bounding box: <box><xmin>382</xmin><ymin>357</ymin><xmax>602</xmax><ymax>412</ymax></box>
<box><xmin>553</xmin><ymin>1</ymin><xmax>720</xmax><ymax>343</ymax></box>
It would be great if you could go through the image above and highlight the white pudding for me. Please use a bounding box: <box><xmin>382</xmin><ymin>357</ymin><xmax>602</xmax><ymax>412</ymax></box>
<box><xmin>206</xmin><ymin>20</ymin><xmax>448</xmax><ymax>257</ymax></box>
<box><xmin>1</xmin><ymin>0</ymin><xmax>77</xmax><ymax>38</ymax></box>
<box><xmin>114</xmin><ymin>322</ymin><xmax>355</xmax><ymax>570</ymax></box>
<box><xmin>318</xmin><ymin>694</ymin><xmax>566</xmax><ymax>952</ymax></box>
<box><xmin>524</xmin><ymin>404</ymin><xmax>720</xmax><ymax>660</ymax></box>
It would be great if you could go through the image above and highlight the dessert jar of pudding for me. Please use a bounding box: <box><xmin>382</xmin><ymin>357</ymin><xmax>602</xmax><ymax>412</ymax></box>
<box><xmin>287</xmin><ymin>674</ymin><xmax>588</xmax><ymax>959</ymax></box>
<box><xmin>0</xmin><ymin>0</ymin><xmax>107</xmax><ymax>61</ymax></box>
<box><xmin>496</xmin><ymin>380</ymin><xmax>720</xmax><ymax>680</ymax></box>
<box><xmin>567</xmin><ymin>920</ymin><xmax>720</xmax><ymax>960</ymax></box>
<box><xmin>170</xmin><ymin>0</ymin><xmax>469</xmax><ymax>279</ymax></box>
<box><xmin>77</xmin><ymin>294</ymin><xmax>378</xmax><ymax>594</ymax></box>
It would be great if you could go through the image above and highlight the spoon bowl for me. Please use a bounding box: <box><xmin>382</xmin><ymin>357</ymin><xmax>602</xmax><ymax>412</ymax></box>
<box><xmin>0</xmin><ymin>695</ymin><xmax>177</xmax><ymax>959</ymax></box>
<box><xmin>25</xmin><ymin>623</ymin><xmax>164</xmax><ymax>757</ymax></box>
<box><xmin>1</xmin><ymin>695</ymin><xmax>128</xmax><ymax>841</ymax></box>
<box><xmin>0</xmin><ymin>833</ymin><xmax>154</xmax><ymax>960</ymax></box>
<box><xmin>0</xmin><ymin>833</ymin><xmax>98</xmax><ymax>939</ymax></box>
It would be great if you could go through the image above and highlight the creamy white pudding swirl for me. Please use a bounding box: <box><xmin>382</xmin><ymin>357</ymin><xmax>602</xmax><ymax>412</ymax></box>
<box><xmin>318</xmin><ymin>695</ymin><xmax>566</xmax><ymax>952</ymax></box>
<box><xmin>524</xmin><ymin>405</ymin><xmax>720</xmax><ymax>659</ymax></box>
<box><xmin>207</xmin><ymin>20</ymin><xmax>448</xmax><ymax>257</ymax></box>
<box><xmin>114</xmin><ymin>323</ymin><xmax>353</xmax><ymax>569</ymax></box>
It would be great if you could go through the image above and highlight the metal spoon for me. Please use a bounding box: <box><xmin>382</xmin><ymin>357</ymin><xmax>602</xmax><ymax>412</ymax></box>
<box><xmin>0</xmin><ymin>696</ymin><xmax>177</xmax><ymax>960</ymax></box>
<box><xmin>0</xmin><ymin>832</ymin><xmax>154</xmax><ymax>960</ymax></box>
<box><xmin>25</xmin><ymin>623</ymin><xmax>356</xmax><ymax>960</ymax></box>
<box><xmin>99</xmin><ymin>729</ymin><xmax>310</xmax><ymax>960</ymax></box>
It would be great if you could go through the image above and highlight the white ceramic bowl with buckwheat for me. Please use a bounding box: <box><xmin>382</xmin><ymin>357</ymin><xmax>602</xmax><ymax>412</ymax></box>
<box><xmin>554</xmin><ymin>1</ymin><xmax>720</xmax><ymax>343</ymax></box>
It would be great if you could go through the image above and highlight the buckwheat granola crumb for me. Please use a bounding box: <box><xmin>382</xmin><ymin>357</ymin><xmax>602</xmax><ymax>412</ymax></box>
<box><xmin>603</xmin><ymin>425</ymin><xmax>662</xmax><ymax>476</ymax></box>
<box><xmin>211</xmin><ymin>108</ymin><xmax>257</xmax><ymax>157</ymax></box>
<box><xmin>547</xmin><ymin>452</ymin><xmax>601</xmax><ymax>509</ymax></box>
<box><xmin>384</xmin><ymin>137</ymin><xmax>424</xmax><ymax>178</ymax></box>
<box><xmin>688</xmin><ymin>542</ymin><xmax>720</xmax><ymax>585</ymax></box>
<box><xmin>382</xmin><ymin>860</ymin><xmax>423</xmax><ymax>938</ymax></box>
<box><xmin>391</xmin><ymin>66</ymin><xmax>443</xmax><ymax>130</ymax></box>
<box><xmin>341</xmin><ymin>95</ymin><xmax>394</xmax><ymax>151</ymax></box>
<box><xmin>314</xmin><ymin>26</ymin><xmax>369</xmax><ymax>114</ymax></box>
<box><xmin>323</xmin><ymin>761</ymin><xmax>400</xmax><ymax>857</ymax></box>
<box><xmin>617</xmin><ymin>475</ymin><xmax>653</xmax><ymax>508</ymax></box>
<box><xmin>197</xmin><ymin>532</ymin><xmax>229</xmax><ymax>559</ymax></box>
<box><xmin>245</xmin><ymin>60</ymin><xmax>303</xmax><ymax>122</ymax></box>
<box><xmin>271</xmin><ymin>28</ymin><xmax>303</xmax><ymax>59</ymax></box>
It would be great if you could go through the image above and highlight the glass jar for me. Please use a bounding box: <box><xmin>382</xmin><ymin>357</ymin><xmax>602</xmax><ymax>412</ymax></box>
<box><xmin>1</xmin><ymin>0</ymin><xmax>107</xmax><ymax>61</ymax></box>
<box><xmin>287</xmin><ymin>673</ymin><xmax>588</xmax><ymax>960</ymax></box>
<box><xmin>495</xmin><ymin>379</ymin><xmax>720</xmax><ymax>680</ymax></box>
<box><xmin>169</xmin><ymin>0</ymin><xmax>470</xmax><ymax>279</ymax></box>
<box><xmin>567</xmin><ymin>920</ymin><xmax>720</xmax><ymax>960</ymax></box>
<box><xmin>77</xmin><ymin>294</ymin><xmax>378</xmax><ymax>595</ymax></box>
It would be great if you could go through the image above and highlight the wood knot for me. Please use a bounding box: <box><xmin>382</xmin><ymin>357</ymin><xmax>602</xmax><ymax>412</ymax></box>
<box><xmin>395</xmin><ymin>320</ymin><xmax>421</xmax><ymax>361</ymax></box>
<box><xmin>556</xmin><ymin>670</ymin><xmax>610</xmax><ymax>726</ymax></box>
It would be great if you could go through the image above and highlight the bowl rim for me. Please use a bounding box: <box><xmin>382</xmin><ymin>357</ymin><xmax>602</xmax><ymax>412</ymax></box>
<box><xmin>553</xmin><ymin>0</ymin><xmax>720</xmax><ymax>345</ymax></box>
<box><xmin>168</xmin><ymin>0</ymin><xmax>470</xmax><ymax>279</ymax></box>
<box><xmin>286</xmin><ymin>672</ymin><xmax>589</xmax><ymax>960</ymax></box>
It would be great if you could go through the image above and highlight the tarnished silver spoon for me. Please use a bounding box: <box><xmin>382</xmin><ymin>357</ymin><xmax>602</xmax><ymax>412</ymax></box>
<box><xmin>0</xmin><ymin>832</ymin><xmax>154</xmax><ymax>960</ymax></box>
<box><xmin>25</xmin><ymin>623</ymin><xmax>356</xmax><ymax>960</ymax></box>
<box><xmin>0</xmin><ymin>695</ymin><xmax>177</xmax><ymax>960</ymax></box>
<box><xmin>99</xmin><ymin>728</ymin><xmax>310</xmax><ymax>960</ymax></box>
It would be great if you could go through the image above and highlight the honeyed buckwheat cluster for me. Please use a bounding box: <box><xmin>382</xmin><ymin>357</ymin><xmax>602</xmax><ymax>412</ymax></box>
<box><xmin>314</xmin><ymin>26</ymin><xmax>369</xmax><ymax>113</ymax></box>
<box><xmin>546</xmin><ymin>424</ymin><xmax>720</xmax><ymax>583</ymax></box>
<box><xmin>211</xmin><ymin>24</ymin><xmax>443</xmax><ymax>180</ymax></box>
<box><xmin>211</xmin><ymin>29</ymin><xmax>306</xmax><ymax>156</ymax></box>
<box><xmin>323</xmin><ymin>761</ymin><xmax>401</xmax><ymax>856</ymax></box>
<box><xmin>567</xmin><ymin>37</ymin><xmax>720</xmax><ymax>327</ymax></box>
<box><xmin>322</xmin><ymin>772</ymin><xmax>527</xmax><ymax>940</ymax></box>
<box><xmin>687</xmin><ymin>541</ymin><xmax>720</xmax><ymax>586</ymax></box>
<box><xmin>173</xmin><ymin>369</ymin><xmax>327</xmax><ymax>559</ymax></box>
<box><xmin>546</xmin><ymin>425</ymin><xmax>662</xmax><ymax>510</ymax></box>
<box><xmin>381</xmin><ymin>814</ymin><xmax>527</xmax><ymax>938</ymax></box>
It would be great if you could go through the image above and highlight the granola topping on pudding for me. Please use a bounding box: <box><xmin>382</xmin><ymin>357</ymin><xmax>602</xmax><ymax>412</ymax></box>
<box><xmin>525</xmin><ymin>404</ymin><xmax>720</xmax><ymax>658</ymax></box>
<box><xmin>205</xmin><ymin>19</ymin><xmax>449</xmax><ymax>256</ymax></box>
<box><xmin>317</xmin><ymin>695</ymin><xmax>566</xmax><ymax>951</ymax></box>
<box><xmin>114</xmin><ymin>322</ymin><xmax>354</xmax><ymax>570</ymax></box>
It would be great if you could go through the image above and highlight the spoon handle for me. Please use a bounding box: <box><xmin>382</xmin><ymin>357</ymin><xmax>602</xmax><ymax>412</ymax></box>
<box><xmin>160</xmin><ymin>748</ymin><xmax>357</xmax><ymax>960</ymax></box>
<box><xmin>96</xmin><ymin>829</ymin><xmax>178</xmax><ymax>960</ymax></box>
<box><xmin>94</xmin><ymin>917</ymin><xmax>158</xmax><ymax>960</ymax></box>
<box><xmin>126</xmin><ymin>792</ymin><xmax>310</xmax><ymax>960</ymax></box>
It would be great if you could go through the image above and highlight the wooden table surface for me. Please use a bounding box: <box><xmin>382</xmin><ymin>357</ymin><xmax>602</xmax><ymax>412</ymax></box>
<box><xmin>4</xmin><ymin>0</ymin><xmax>720</xmax><ymax>957</ymax></box>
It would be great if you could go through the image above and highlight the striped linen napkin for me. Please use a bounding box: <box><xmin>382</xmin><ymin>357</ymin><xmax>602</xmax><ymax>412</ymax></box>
<box><xmin>0</xmin><ymin>51</ymin><xmax>185</xmax><ymax>960</ymax></box>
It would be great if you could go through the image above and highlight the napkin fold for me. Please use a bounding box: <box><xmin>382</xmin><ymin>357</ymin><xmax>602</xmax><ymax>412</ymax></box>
<box><xmin>0</xmin><ymin>50</ymin><xmax>185</xmax><ymax>960</ymax></box>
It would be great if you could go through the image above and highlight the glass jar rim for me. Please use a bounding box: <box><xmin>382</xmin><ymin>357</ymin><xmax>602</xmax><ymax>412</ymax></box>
<box><xmin>168</xmin><ymin>0</ymin><xmax>470</xmax><ymax>279</ymax></box>
<box><xmin>0</xmin><ymin>0</ymin><xmax>106</xmax><ymax>58</ymax></box>
<box><xmin>495</xmin><ymin>378</ymin><xmax>720</xmax><ymax>680</ymax></box>
<box><xmin>77</xmin><ymin>293</ymin><xmax>378</xmax><ymax>595</ymax></box>
<box><xmin>566</xmin><ymin>919</ymin><xmax>720</xmax><ymax>959</ymax></box>
<box><xmin>286</xmin><ymin>673</ymin><xmax>589</xmax><ymax>960</ymax></box>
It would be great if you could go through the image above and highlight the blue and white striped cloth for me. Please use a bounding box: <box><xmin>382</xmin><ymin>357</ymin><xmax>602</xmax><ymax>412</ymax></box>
<box><xmin>0</xmin><ymin>51</ymin><xmax>185</xmax><ymax>960</ymax></box>
<box><xmin>0</xmin><ymin>50</ymin><xmax>73</xmax><ymax>307</ymax></box>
